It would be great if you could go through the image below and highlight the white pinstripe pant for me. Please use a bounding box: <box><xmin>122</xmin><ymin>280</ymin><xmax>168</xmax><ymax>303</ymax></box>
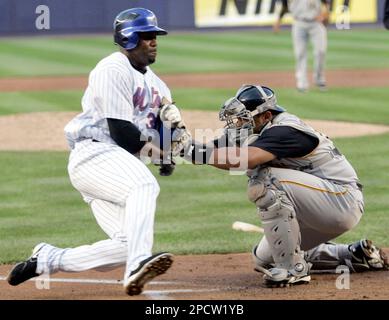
<box><xmin>36</xmin><ymin>139</ymin><xmax>160</xmax><ymax>279</ymax></box>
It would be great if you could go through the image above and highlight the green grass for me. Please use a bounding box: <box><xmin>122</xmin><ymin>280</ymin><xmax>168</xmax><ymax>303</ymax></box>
<box><xmin>0</xmin><ymin>91</ymin><xmax>82</xmax><ymax>115</ymax></box>
<box><xmin>1</xmin><ymin>132</ymin><xmax>388</xmax><ymax>263</ymax></box>
<box><xmin>1</xmin><ymin>87</ymin><xmax>388</xmax><ymax>126</ymax></box>
<box><xmin>0</xmin><ymin>152</ymin><xmax>103</xmax><ymax>262</ymax></box>
<box><xmin>0</xmin><ymin>27</ymin><xmax>388</xmax><ymax>263</ymax></box>
<box><xmin>174</xmin><ymin>87</ymin><xmax>389</xmax><ymax>125</ymax></box>
<box><xmin>1</xmin><ymin>28</ymin><xmax>389</xmax><ymax>77</ymax></box>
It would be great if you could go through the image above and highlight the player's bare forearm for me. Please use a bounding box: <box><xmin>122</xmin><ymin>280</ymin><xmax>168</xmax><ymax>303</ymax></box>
<box><xmin>273</xmin><ymin>0</ymin><xmax>288</xmax><ymax>33</ymax></box>
<box><xmin>209</xmin><ymin>146</ymin><xmax>276</xmax><ymax>170</ymax></box>
<box><xmin>209</xmin><ymin>147</ymin><xmax>247</xmax><ymax>170</ymax></box>
<box><xmin>317</xmin><ymin>0</ymin><xmax>330</xmax><ymax>24</ymax></box>
<box><xmin>278</xmin><ymin>0</ymin><xmax>288</xmax><ymax>21</ymax></box>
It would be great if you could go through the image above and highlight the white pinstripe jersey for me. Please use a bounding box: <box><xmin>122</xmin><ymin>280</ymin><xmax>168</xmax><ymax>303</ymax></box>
<box><xmin>64</xmin><ymin>52</ymin><xmax>172</xmax><ymax>149</ymax></box>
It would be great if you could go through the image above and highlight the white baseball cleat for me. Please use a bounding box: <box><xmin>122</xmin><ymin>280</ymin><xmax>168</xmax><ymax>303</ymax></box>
<box><xmin>262</xmin><ymin>267</ymin><xmax>311</xmax><ymax>288</ymax></box>
<box><xmin>124</xmin><ymin>252</ymin><xmax>173</xmax><ymax>296</ymax></box>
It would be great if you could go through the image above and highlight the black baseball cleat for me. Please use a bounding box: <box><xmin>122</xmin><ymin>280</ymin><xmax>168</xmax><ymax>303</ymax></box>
<box><xmin>7</xmin><ymin>243</ymin><xmax>45</xmax><ymax>286</ymax></box>
<box><xmin>124</xmin><ymin>252</ymin><xmax>173</xmax><ymax>296</ymax></box>
<box><xmin>316</xmin><ymin>83</ymin><xmax>328</xmax><ymax>92</ymax></box>
<box><xmin>348</xmin><ymin>239</ymin><xmax>389</xmax><ymax>272</ymax></box>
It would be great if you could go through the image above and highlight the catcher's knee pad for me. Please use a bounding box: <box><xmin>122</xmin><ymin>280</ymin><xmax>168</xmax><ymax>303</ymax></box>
<box><xmin>247</xmin><ymin>167</ymin><xmax>307</xmax><ymax>274</ymax></box>
<box><xmin>247</xmin><ymin>167</ymin><xmax>282</xmax><ymax>208</ymax></box>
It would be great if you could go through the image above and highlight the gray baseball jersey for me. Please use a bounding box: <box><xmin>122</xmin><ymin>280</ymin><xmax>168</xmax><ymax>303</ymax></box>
<box><xmin>262</xmin><ymin>112</ymin><xmax>359</xmax><ymax>184</ymax></box>
<box><xmin>289</xmin><ymin>0</ymin><xmax>323</xmax><ymax>21</ymax></box>
<box><xmin>252</xmin><ymin>112</ymin><xmax>364</xmax><ymax>270</ymax></box>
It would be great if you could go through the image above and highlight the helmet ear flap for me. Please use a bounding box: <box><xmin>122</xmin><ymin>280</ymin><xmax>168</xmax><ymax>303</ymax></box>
<box><xmin>120</xmin><ymin>37</ymin><xmax>129</xmax><ymax>46</ymax></box>
<box><xmin>114</xmin><ymin>31</ymin><xmax>140</xmax><ymax>50</ymax></box>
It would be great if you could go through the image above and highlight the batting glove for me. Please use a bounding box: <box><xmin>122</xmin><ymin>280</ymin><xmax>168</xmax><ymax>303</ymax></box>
<box><xmin>160</xmin><ymin>103</ymin><xmax>184</xmax><ymax>128</ymax></box>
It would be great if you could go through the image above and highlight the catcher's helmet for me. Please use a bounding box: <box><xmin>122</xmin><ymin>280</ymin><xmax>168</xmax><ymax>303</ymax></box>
<box><xmin>219</xmin><ymin>85</ymin><xmax>285</xmax><ymax>143</ymax></box>
<box><xmin>113</xmin><ymin>8</ymin><xmax>167</xmax><ymax>50</ymax></box>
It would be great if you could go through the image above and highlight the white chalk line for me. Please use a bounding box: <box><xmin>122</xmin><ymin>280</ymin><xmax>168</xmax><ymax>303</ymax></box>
<box><xmin>0</xmin><ymin>276</ymin><xmax>177</xmax><ymax>285</ymax></box>
<box><xmin>0</xmin><ymin>276</ymin><xmax>219</xmax><ymax>296</ymax></box>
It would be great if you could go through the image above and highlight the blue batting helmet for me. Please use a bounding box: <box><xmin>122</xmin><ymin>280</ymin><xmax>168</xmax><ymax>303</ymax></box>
<box><xmin>113</xmin><ymin>8</ymin><xmax>167</xmax><ymax>50</ymax></box>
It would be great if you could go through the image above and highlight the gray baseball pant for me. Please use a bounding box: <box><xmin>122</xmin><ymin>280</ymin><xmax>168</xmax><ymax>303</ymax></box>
<box><xmin>254</xmin><ymin>167</ymin><xmax>363</xmax><ymax>270</ymax></box>
<box><xmin>292</xmin><ymin>20</ymin><xmax>327</xmax><ymax>89</ymax></box>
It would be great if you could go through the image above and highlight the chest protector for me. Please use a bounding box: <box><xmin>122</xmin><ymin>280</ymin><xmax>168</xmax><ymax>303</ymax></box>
<box><xmin>258</xmin><ymin>113</ymin><xmax>359</xmax><ymax>184</ymax></box>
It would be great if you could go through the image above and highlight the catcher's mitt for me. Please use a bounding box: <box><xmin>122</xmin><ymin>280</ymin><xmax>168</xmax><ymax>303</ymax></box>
<box><xmin>159</xmin><ymin>163</ymin><xmax>175</xmax><ymax>176</ymax></box>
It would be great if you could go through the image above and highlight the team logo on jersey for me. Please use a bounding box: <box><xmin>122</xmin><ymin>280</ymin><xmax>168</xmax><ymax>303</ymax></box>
<box><xmin>133</xmin><ymin>86</ymin><xmax>162</xmax><ymax>129</ymax></box>
<box><xmin>133</xmin><ymin>87</ymin><xmax>161</xmax><ymax>111</ymax></box>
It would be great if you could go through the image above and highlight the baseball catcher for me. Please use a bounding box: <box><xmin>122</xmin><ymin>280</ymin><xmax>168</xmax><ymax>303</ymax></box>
<box><xmin>173</xmin><ymin>84</ymin><xmax>388</xmax><ymax>287</ymax></box>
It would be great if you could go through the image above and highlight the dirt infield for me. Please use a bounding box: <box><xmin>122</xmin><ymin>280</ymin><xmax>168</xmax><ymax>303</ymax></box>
<box><xmin>1</xmin><ymin>68</ymin><xmax>389</xmax><ymax>151</ymax></box>
<box><xmin>1</xmin><ymin>69</ymin><xmax>389</xmax><ymax>91</ymax></box>
<box><xmin>1</xmin><ymin>252</ymin><xmax>388</xmax><ymax>300</ymax></box>
<box><xmin>0</xmin><ymin>111</ymin><xmax>388</xmax><ymax>151</ymax></box>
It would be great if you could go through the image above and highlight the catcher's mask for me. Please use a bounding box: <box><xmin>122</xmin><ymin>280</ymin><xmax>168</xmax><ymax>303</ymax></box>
<box><xmin>219</xmin><ymin>85</ymin><xmax>285</xmax><ymax>144</ymax></box>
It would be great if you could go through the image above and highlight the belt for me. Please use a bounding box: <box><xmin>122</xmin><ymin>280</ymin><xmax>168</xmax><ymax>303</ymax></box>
<box><xmin>348</xmin><ymin>182</ymin><xmax>363</xmax><ymax>192</ymax></box>
<box><xmin>295</xmin><ymin>18</ymin><xmax>316</xmax><ymax>23</ymax></box>
<box><xmin>332</xmin><ymin>181</ymin><xmax>363</xmax><ymax>192</ymax></box>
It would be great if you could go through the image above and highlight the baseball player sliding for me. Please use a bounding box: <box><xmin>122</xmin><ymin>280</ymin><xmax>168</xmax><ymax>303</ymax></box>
<box><xmin>7</xmin><ymin>8</ymin><xmax>185</xmax><ymax>296</ymax></box>
<box><xmin>173</xmin><ymin>84</ymin><xmax>388</xmax><ymax>287</ymax></box>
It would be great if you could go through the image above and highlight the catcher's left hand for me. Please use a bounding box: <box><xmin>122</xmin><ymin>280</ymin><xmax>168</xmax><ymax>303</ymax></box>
<box><xmin>171</xmin><ymin>127</ymin><xmax>192</xmax><ymax>157</ymax></box>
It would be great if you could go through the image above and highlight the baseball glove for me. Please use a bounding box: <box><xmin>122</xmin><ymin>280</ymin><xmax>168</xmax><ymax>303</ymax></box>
<box><xmin>171</xmin><ymin>127</ymin><xmax>192</xmax><ymax>157</ymax></box>
<box><xmin>317</xmin><ymin>11</ymin><xmax>330</xmax><ymax>27</ymax></box>
<box><xmin>159</xmin><ymin>162</ymin><xmax>175</xmax><ymax>176</ymax></box>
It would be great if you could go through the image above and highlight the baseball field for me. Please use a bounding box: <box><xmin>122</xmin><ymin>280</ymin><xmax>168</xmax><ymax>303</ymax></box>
<box><xmin>0</xmin><ymin>27</ymin><xmax>389</xmax><ymax>300</ymax></box>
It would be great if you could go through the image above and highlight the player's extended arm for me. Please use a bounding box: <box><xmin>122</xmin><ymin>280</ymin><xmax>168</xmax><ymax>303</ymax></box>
<box><xmin>209</xmin><ymin>146</ymin><xmax>276</xmax><ymax>170</ymax></box>
<box><xmin>317</xmin><ymin>0</ymin><xmax>330</xmax><ymax>25</ymax></box>
<box><xmin>178</xmin><ymin>142</ymin><xmax>275</xmax><ymax>170</ymax></box>
<box><xmin>384</xmin><ymin>0</ymin><xmax>389</xmax><ymax>30</ymax></box>
<box><xmin>273</xmin><ymin>0</ymin><xmax>288</xmax><ymax>33</ymax></box>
